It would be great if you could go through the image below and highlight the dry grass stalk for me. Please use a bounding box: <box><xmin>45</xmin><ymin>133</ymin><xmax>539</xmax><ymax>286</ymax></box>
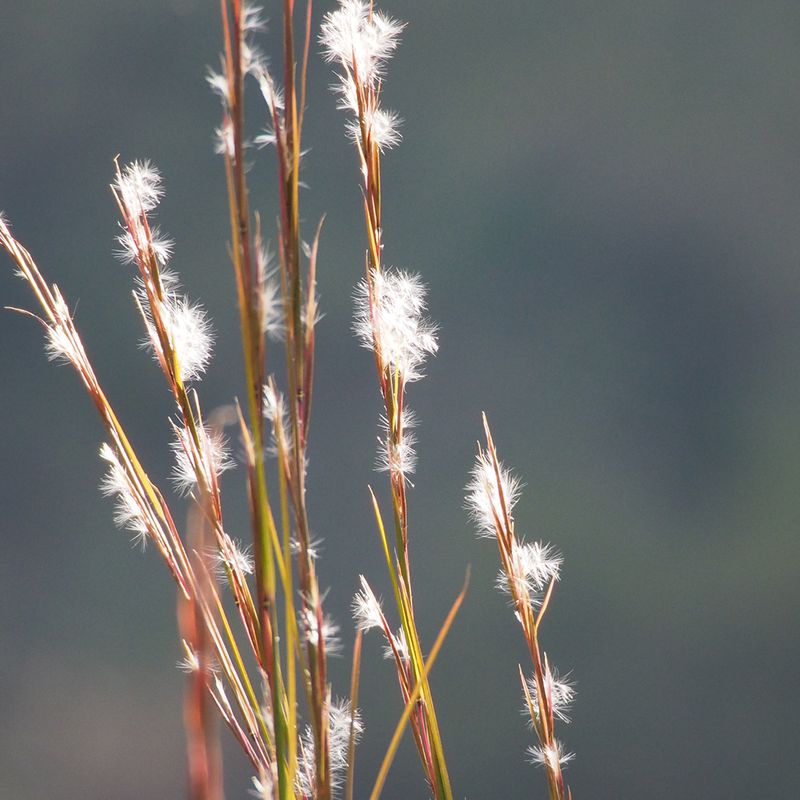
<box><xmin>320</xmin><ymin>2</ymin><xmax>453</xmax><ymax>798</ymax></box>
<box><xmin>467</xmin><ymin>415</ymin><xmax>576</xmax><ymax>800</ymax></box>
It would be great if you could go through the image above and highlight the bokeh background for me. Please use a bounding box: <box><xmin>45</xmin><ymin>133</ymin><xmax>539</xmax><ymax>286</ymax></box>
<box><xmin>2</xmin><ymin>1</ymin><xmax>800</xmax><ymax>797</ymax></box>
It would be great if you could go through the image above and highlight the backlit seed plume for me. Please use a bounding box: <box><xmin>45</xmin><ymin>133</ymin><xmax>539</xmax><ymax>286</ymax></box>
<box><xmin>376</xmin><ymin>407</ymin><xmax>418</xmax><ymax>476</ymax></box>
<box><xmin>113</xmin><ymin>160</ymin><xmax>163</xmax><ymax>217</ymax></box>
<box><xmin>527</xmin><ymin>740</ymin><xmax>575</xmax><ymax>771</ymax></box>
<box><xmin>352</xmin><ymin>575</ymin><xmax>384</xmax><ymax>632</ymax></box>
<box><xmin>465</xmin><ymin>450</ymin><xmax>523</xmax><ymax>536</ymax></box>
<box><xmin>115</xmin><ymin>227</ymin><xmax>173</xmax><ymax>266</ymax></box>
<box><xmin>382</xmin><ymin>626</ymin><xmax>408</xmax><ymax>664</ymax></box>
<box><xmin>259</xmin><ymin>270</ymin><xmax>283</xmax><ymax>339</ymax></box>
<box><xmin>143</xmin><ymin>293</ymin><xmax>214</xmax><ymax>383</ymax></box>
<box><xmin>290</xmin><ymin>534</ymin><xmax>323</xmax><ymax>562</ymax></box>
<box><xmin>98</xmin><ymin>443</ymin><xmax>149</xmax><ymax>547</ymax></box>
<box><xmin>345</xmin><ymin>107</ymin><xmax>402</xmax><ymax>151</ymax></box>
<box><xmin>41</xmin><ymin>289</ymin><xmax>83</xmax><ymax>368</ymax></box>
<box><xmin>525</xmin><ymin>661</ymin><xmax>576</xmax><ymax>724</ymax></box>
<box><xmin>297</xmin><ymin>698</ymin><xmax>363</xmax><ymax>795</ymax></box>
<box><xmin>377</xmin><ymin>430</ymin><xmax>417</xmax><ymax>477</ymax></box>
<box><xmin>321</xmin><ymin>1</ymin><xmax>404</xmax><ymax>150</ymax></box>
<box><xmin>213</xmin><ymin>535</ymin><xmax>254</xmax><ymax>578</ymax></box>
<box><xmin>301</xmin><ymin>608</ymin><xmax>342</xmax><ymax>657</ymax></box>
<box><xmin>171</xmin><ymin>424</ymin><xmax>235</xmax><ymax>496</ymax></box>
<box><xmin>497</xmin><ymin>540</ymin><xmax>562</xmax><ymax>599</ymax></box>
<box><xmin>176</xmin><ymin>640</ymin><xmax>211</xmax><ymax>675</ymax></box>
<box><xmin>353</xmin><ymin>268</ymin><xmax>438</xmax><ymax>383</ymax></box>
<box><xmin>262</xmin><ymin>380</ymin><xmax>290</xmax><ymax>454</ymax></box>
<box><xmin>320</xmin><ymin>1</ymin><xmax>404</xmax><ymax>86</ymax></box>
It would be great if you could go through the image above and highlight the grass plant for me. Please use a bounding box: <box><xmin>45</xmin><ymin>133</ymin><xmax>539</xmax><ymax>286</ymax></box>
<box><xmin>0</xmin><ymin>3</ymin><xmax>576</xmax><ymax>798</ymax></box>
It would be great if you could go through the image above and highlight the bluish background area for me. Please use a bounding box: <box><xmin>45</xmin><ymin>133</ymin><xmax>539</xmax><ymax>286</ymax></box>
<box><xmin>2</xmin><ymin>1</ymin><xmax>799</xmax><ymax>798</ymax></box>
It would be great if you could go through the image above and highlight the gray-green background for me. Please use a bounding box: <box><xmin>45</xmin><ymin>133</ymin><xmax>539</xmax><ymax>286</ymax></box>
<box><xmin>2</xmin><ymin>1</ymin><xmax>799</xmax><ymax>797</ymax></box>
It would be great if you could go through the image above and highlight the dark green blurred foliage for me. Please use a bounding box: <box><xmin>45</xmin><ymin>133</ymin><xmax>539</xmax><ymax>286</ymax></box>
<box><xmin>2</xmin><ymin>1</ymin><xmax>799</xmax><ymax>798</ymax></box>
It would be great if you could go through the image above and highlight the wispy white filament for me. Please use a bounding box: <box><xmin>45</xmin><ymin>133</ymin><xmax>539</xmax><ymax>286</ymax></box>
<box><xmin>346</xmin><ymin>106</ymin><xmax>402</xmax><ymax>151</ymax></box>
<box><xmin>352</xmin><ymin>575</ymin><xmax>384</xmax><ymax>632</ymax></box>
<box><xmin>465</xmin><ymin>451</ymin><xmax>523</xmax><ymax>536</ymax></box>
<box><xmin>301</xmin><ymin>608</ymin><xmax>342</xmax><ymax>657</ymax></box>
<box><xmin>258</xmin><ymin>254</ymin><xmax>284</xmax><ymax>340</ymax></box>
<box><xmin>143</xmin><ymin>293</ymin><xmax>214</xmax><ymax>383</ymax></box>
<box><xmin>114</xmin><ymin>160</ymin><xmax>163</xmax><ymax>217</ymax></box>
<box><xmin>376</xmin><ymin>408</ymin><xmax>418</xmax><ymax>476</ymax></box>
<box><xmin>213</xmin><ymin>535</ymin><xmax>254</xmax><ymax>578</ymax></box>
<box><xmin>296</xmin><ymin>698</ymin><xmax>363</xmax><ymax>796</ymax></box>
<box><xmin>98</xmin><ymin>443</ymin><xmax>149</xmax><ymax>547</ymax></box>
<box><xmin>498</xmin><ymin>540</ymin><xmax>562</xmax><ymax>600</ymax></box>
<box><xmin>527</xmin><ymin>740</ymin><xmax>575</xmax><ymax>771</ymax></box>
<box><xmin>382</xmin><ymin>626</ymin><xmax>409</xmax><ymax>665</ymax></box>
<box><xmin>525</xmin><ymin>662</ymin><xmax>576</xmax><ymax>725</ymax></box>
<box><xmin>115</xmin><ymin>226</ymin><xmax>174</xmax><ymax>266</ymax></box>
<box><xmin>353</xmin><ymin>268</ymin><xmax>438</xmax><ymax>383</ymax></box>
<box><xmin>320</xmin><ymin>1</ymin><xmax>404</xmax><ymax>87</ymax></box>
<box><xmin>171</xmin><ymin>425</ymin><xmax>234</xmax><ymax>496</ymax></box>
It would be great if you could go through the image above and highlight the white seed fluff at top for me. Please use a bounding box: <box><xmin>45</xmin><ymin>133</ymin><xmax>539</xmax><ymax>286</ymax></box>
<box><xmin>465</xmin><ymin>451</ymin><xmax>523</xmax><ymax>536</ymax></box>
<box><xmin>320</xmin><ymin>1</ymin><xmax>404</xmax><ymax>87</ymax></box>
<box><xmin>353</xmin><ymin>268</ymin><xmax>438</xmax><ymax>383</ymax></box>
<box><xmin>114</xmin><ymin>160</ymin><xmax>164</xmax><ymax>217</ymax></box>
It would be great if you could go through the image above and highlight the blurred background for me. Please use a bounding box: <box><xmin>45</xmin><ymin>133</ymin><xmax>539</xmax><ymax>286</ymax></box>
<box><xmin>2</xmin><ymin>1</ymin><xmax>799</xmax><ymax>797</ymax></box>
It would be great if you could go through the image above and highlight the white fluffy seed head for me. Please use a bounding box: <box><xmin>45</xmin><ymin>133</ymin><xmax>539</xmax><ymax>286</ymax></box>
<box><xmin>377</xmin><ymin>433</ymin><xmax>417</xmax><ymax>477</ymax></box>
<box><xmin>259</xmin><ymin>274</ymin><xmax>284</xmax><ymax>339</ymax></box>
<box><xmin>171</xmin><ymin>425</ymin><xmax>235</xmax><ymax>496</ymax></box>
<box><xmin>320</xmin><ymin>1</ymin><xmax>404</xmax><ymax>86</ymax></box>
<box><xmin>296</xmin><ymin>698</ymin><xmax>362</xmax><ymax>795</ymax></box>
<box><xmin>143</xmin><ymin>293</ymin><xmax>214</xmax><ymax>383</ymax></box>
<box><xmin>527</xmin><ymin>740</ymin><xmax>575</xmax><ymax>771</ymax></box>
<box><xmin>301</xmin><ymin>608</ymin><xmax>342</xmax><ymax>657</ymax></box>
<box><xmin>44</xmin><ymin>324</ymin><xmax>77</xmax><ymax>366</ymax></box>
<box><xmin>262</xmin><ymin>381</ymin><xmax>290</xmax><ymax>455</ymax></box>
<box><xmin>346</xmin><ymin>106</ymin><xmax>402</xmax><ymax>151</ymax></box>
<box><xmin>214</xmin><ymin>536</ymin><xmax>254</xmax><ymax>578</ymax></box>
<box><xmin>115</xmin><ymin>226</ymin><xmax>173</xmax><ymax>266</ymax></box>
<box><xmin>114</xmin><ymin>160</ymin><xmax>163</xmax><ymax>217</ymax></box>
<box><xmin>43</xmin><ymin>291</ymin><xmax>82</xmax><ymax>367</ymax></box>
<box><xmin>206</xmin><ymin>68</ymin><xmax>231</xmax><ymax>107</ymax></box>
<box><xmin>382</xmin><ymin>626</ymin><xmax>409</xmax><ymax>664</ymax></box>
<box><xmin>465</xmin><ymin>451</ymin><xmax>523</xmax><ymax>536</ymax></box>
<box><xmin>525</xmin><ymin>662</ymin><xmax>576</xmax><ymax>725</ymax></box>
<box><xmin>353</xmin><ymin>268</ymin><xmax>438</xmax><ymax>383</ymax></box>
<box><xmin>499</xmin><ymin>540</ymin><xmax>563</xmax><ymax>600</ymax></box>
<box><xmin>213</xmin><ymin>121</ymin><xmax>236</xmax><ymax>158</ymax></box>
<box><xmin>352</xmin><ymin>575</ymin><xmax>384</xmax><ymax>632</ymax></box>
<box><xmin>98</xmin><ymin>443</ymin><xmax>149</xmax><ymax>547</ymax></box>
